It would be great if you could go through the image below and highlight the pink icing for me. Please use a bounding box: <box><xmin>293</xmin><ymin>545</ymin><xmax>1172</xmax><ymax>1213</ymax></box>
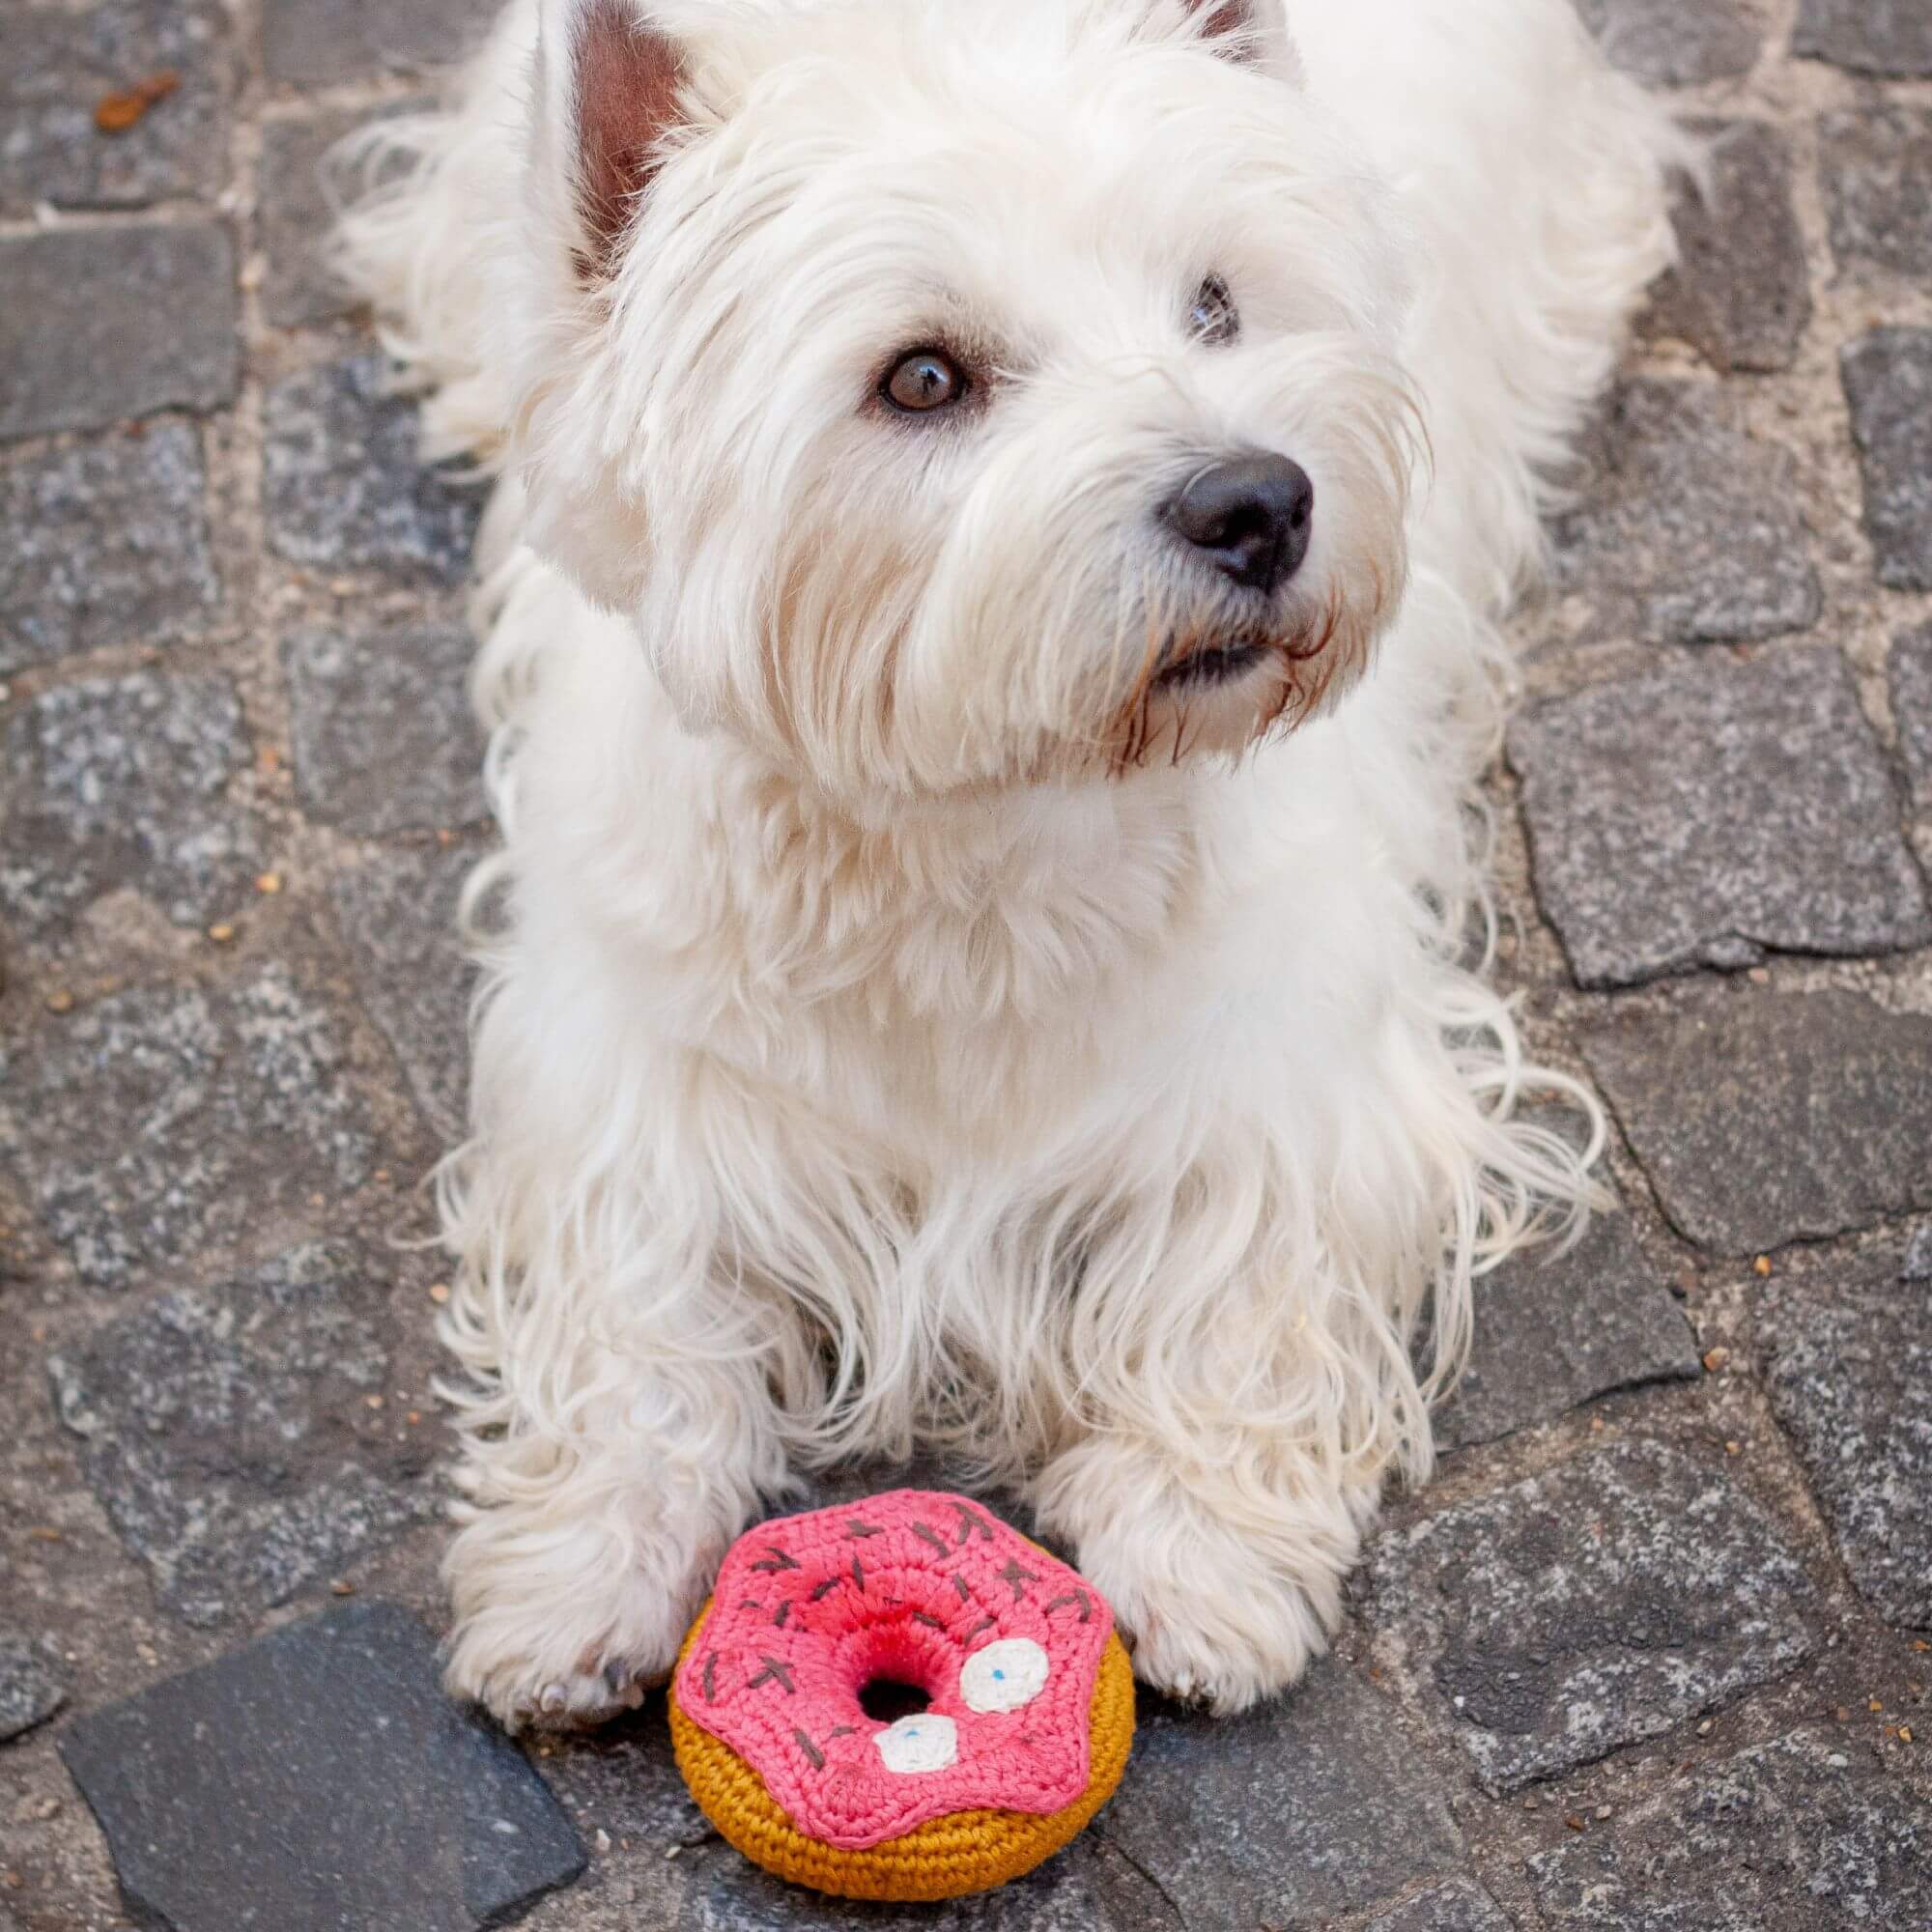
<box><xmin>675</xmin><ymin>1490</ymin><xmax>1115</xmax><ymax>1850</ymax></box>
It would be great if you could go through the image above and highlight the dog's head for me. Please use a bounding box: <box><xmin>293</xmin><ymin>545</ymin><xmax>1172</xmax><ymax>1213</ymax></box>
<box><xmin>515</xmin><ymin>0</ymin><xmax>1420</xmax><ymax>800</ymax></box>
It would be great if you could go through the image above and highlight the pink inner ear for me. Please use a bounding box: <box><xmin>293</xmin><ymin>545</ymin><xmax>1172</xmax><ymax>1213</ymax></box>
<box><xmin>572</xmin><ymin>0</ymin><xmax>683</xmax><ymax>278</ymax></box>
<box><xmin>1180</xmin><ymin>0</ymin><xmax>1262</xmax><ymax>57</ymax></box>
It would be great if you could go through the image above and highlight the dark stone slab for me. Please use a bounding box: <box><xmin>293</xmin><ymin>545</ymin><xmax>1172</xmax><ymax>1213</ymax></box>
<box><xmin>0</xmin><ymin>1633</ymin><xmax>66</xmax><ymax>1744</ymax></box>
<box><xmin>259</xmin><ymin>101</ymin><xmax>425</xmax><ymax>327</ymax></box>
<box><xmin>0</xmin><ymin>0</ymin><xmax>231</xmax><ymax>214</ymax></box>
<box><xmin>0</xmin><ymin>967</ymin><xmax>380</xmax><ymax>1291</ymax></box>
<box><xmin>58</xmin><ymin>1602</ymin><xmax>585</xmax><ymax>1931</ymax></box>
<box><xmin>264</xmin><ymin>353</ymin><xmax>482</xmax><ymax>582</ymax></box>
<box><xmin>0</xmin><ymin>672</ymin><xmax>263</xmax><ymax>943</ymax></box>
<box><xmin>1437</xmin><ymin>1208</ymin><xmax>1699</xmax><ymax>1453</ymax></box>
<box><xmin>1649</xmin><ymin>120</ymin><xmax>1810</xmax><ymax>373</ymax></box>
<box><xmin>1524</xmin><ymin>1729</ymin><xmax>1930</xmax><ymax>1928</ymax></box>
<box><xmin>1100</xmin><ymin>1661</ymin><xmax>1463</xmax><ymax>1925</ymax></box>
<box><xmin>1760</xmin><ymin>1257</ymin><xmax>1932</xmax><ymax>1630</ymax></box>
<box><xmin>1368</xmin><ymin>1440</ymin><xmax>1818</xmax><ymax>1793</ymax></box>
<box><xmin>1548</xmin><ymin>381</ymin><xmax>1820</xmax><ymax>646</ymax></box>
<box><xmin>332</xmin><ymin>840</ymin><xmax>477</xmax><ymax>1139</ymax></box>
<box><xmin>1843</xmin><ymin>328</ymin><xmax>1932</xmax><ymax>591</ymax></box>
<box><xmin>263</xmin><ymin>0</ymin><xmax>489</xmax><ymax>87</ymax></box>
<box><xmin>0</xmin><ymin>224</ymin><xmax>237</xmax><ymax>441</ymax></box>
<box><xmin>1572</xmin><ymin>0</ymin><xmax>1761</xmax><ymax>84</ymax></box>
<box><xmin>1824</xmin><ymin>108</ymin><xmax>1932</xmax><ymax>283</ymax></box>
<box><xmin>1367</xmin><ymin>1880</ymin><xmax>1513</xmax><ymax>1932</ymax></box>
<box><xmin>46</xmin><ymin>1242</ymin><xmax>437</xmax><ymax>1627</ymax></box>
<box><xmin>285</xmin><ymin>622</ymin><xmax>486</xmax><ymax>836</ymax></box>
<box><xmin>1578</xmin><ymin>986</ymin><xmax>1932</xmax><ymax>1256</ymax></box>
<box><xmin>1892</xmin><ymin>623</ymin><xmax>1932</xmax><ymax>814</ymax></box>
<box><xmin>1795</xmin><ymin>0</ymin><xmax>1932</xmax><ymax>76</ymax></box>
<box><xmin>1510</xmin><ymin>647</ymin><xmax>1930</xmax><ymax>988</ymax></box>
<box><xmin>0</xmin><ymin>423</ymin><xmax>220</xmax><ymax>675</ymax></box>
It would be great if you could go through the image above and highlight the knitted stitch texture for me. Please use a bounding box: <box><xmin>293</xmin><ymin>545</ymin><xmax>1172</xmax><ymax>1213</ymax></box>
<box><xmin>668</xmin><ymin>1490</ymin><xmax>1134</xmax><ymax>1898</ymax></box>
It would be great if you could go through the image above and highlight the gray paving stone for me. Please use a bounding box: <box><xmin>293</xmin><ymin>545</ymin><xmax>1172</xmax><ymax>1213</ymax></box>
<box><xmin>1578</xmin><ymin>986</ymin><xmax>1932</xmax><ymax>1256</ymax></box>
<box><xmin>259</xmin><ymin>101</ymin><xmax>425</xmax><ymax>328</ymax></box>
<box><xmin>1548</xmin><ymin>381</ymin><xmax>1820</xmax><ymax>646</ymax></box>
<box><xmin>1366</xmin><ymin>1880</ymin><xmax>1513</xmax><ymax>1932</ymax></box>
<box><xmin>1368</xmin><ymin>1440</ymin><xmax>1818</xmax><ymax>1793</ymax></box>
<box><xmin>668</xmin><ymin>1834</ymin><xmax>1157</xmax><ymax>1930</ymax></box>
<box><xmin>1437</xmin><ymin>1208</ymin><xmax>1699</xmax><ymax>1453</ymax></box>
<box><xmin>46</xmin><ymin>1242</ymin><xmax>437</xmax><ymax>1626</ymax></box>
<box><xmin>285</xmin><ymin>622</ymin><xmax>486</xmax><ymax>836</ymax></box>
<box><xmin>0</xmin><ymin>1633</ymin><xmax>66</xmax><ymax>1744</ymax></box>
<box><xmin>1760</xmin><ymin>1256</ymin><xmax>1932</xmax><ymax>1631</ymax></box>
<box><xmin>263</xmin><ymin>352</ymin><xmax>482</xmax><ymax>582</ymax></box>
<box><xmin>1649</xmin><ymin>120</ymin><xmax>1810</xmax><ymax>373</ymax></box>
<box><xmin>1823</xmin><ymin>107</ymin><xmax>1932</xmax><ymax>283</ymax></box>
<box><xmin>1510</xmin><ymin>647</ymin><xmax>1930</xmax><ymax>988</ymax></box>
<box><xmin>0</xmin><ymin>966</ymin><xmax>380</xmax><ymax>1291</ymax></box>
<box><xmin>331</xmin><ymin>840</ymin><xmax>477</xmax><ymax>1139</ymax></box>
<box><xmin>0</xmin><ymin>423</ymin><xmax>220</xmax><ymax>674</ymax></box>
<box><xmin>0</xmin><ymin>224</ymin><xmax>237</xmax><ymax>441</ymax></box>
<box><xmin>58</xmin><ymin>1602</ymin><xmax>584</xmax><ymax>1930</ymax></box>
<box><xmin>0</xmin><ymin>672</ymin><xmax>262</xmax><ymax>943</ymax></box>
<box><xmin>1843</xmin><ymin>328</ymin><xmax>1932</xmax><ymax>591</ymax></box>
<box><xmin>262</xmin><ymin>0</ymin><xmax>489</xmax><ymax>87</ymax></box>
<box><xmin>1572</xmin><ymin>0</ymin><xmax>1761</xmax><ymax>84</ymax></box>
<box><xmin>1892</xmin><ymin>623</ymin><xmax>1932</xmax><ymax>815</ymax></box>
<box><xmin>1524</xmin><ymin>1729</ymin><xmax>1930</xmax><ymax>1928</ymax></box>
<box><xmin>1795</xmin><ymin>0</ymin><xmax>1932</xmax><ymax>76</ymax></box>
<box><xmin>1100</xmin><ymin>1661</ymin><xmax>1463</xmax><ymax>1925</ymax></box>
<box><xmin>0</xmin><ymin>0</ymin><xmax>230</xmax><ymax>214</ymax></box>
<box><xmin>1906</xmin><ymin>1224</ymin><xmax>1932</xmax><ymax>1284</ymax></box>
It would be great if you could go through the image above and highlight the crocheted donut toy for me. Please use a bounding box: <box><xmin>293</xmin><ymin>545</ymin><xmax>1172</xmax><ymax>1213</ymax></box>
<box><xmin>668</xmin><ymin>1490</ymin><xmax>1134</xmax><ymax>1901</ymax></box>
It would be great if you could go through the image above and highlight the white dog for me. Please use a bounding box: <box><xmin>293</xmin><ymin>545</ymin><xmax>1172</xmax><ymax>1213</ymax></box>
<box><xmin>334</xmin><ymin>0</ymin><xmax>1681</xmax><ymax>1731</ymax></box>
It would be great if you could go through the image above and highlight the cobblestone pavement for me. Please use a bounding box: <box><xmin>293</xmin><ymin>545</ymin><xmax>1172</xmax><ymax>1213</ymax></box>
<box><xmin>3</xmin><ymin>2</ymin><xmax>1930</xmax><ymax>1928</ymax></box>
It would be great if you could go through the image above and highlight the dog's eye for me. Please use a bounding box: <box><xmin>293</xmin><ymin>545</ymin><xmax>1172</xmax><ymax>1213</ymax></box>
<box><xmin>1189</xmin><ymin>275</ymin><xmax>1239</xmax><ymax>346</ymax></box>
<box><xmin>884</xmin><ymin>349</ymin><xmax>966</xmax><ymax>414</ymax></box>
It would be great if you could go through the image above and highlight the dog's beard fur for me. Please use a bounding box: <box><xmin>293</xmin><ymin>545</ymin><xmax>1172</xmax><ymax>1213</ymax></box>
<box><xmin>333</xmin><ymin>0</ymin><xmax>1685</xmax><ymax>1726</ymax></box>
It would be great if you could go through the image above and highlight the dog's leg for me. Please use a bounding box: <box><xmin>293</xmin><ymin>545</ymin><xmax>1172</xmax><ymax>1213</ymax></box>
<box><xmin>439</xmin><ymin>1313</ymin><xmax>785</xmax><ymax>1731</ymax></box>
<box><xmin>1032</xmin><ymin>1424</ymin><xmax>1378</xmax><ymax>1716</ymax></box>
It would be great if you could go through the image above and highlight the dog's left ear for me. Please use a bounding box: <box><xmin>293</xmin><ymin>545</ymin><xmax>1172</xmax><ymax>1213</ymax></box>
<box><xmin>1174</xmin><ymin>0</ymin><xmax>1303</xmax><ymax>81</ymax></box>
<box><xmin>533</xmin><ymin>0</ymin><xmax>691</xmax><ymax>283</ymax></box>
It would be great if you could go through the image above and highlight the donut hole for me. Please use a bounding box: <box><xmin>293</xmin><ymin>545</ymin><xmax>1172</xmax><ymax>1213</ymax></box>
<box><xmin>858</xmin><ymin>1677</ymin><xmax>932</xmax><ymax>1725</ymax></box>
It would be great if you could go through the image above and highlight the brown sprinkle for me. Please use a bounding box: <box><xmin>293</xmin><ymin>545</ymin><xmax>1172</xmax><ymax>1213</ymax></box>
<box><xmin>1702</xmin><ymin>1348</ymin><xmax>1731</xmax><ymax>1374</ymax></box>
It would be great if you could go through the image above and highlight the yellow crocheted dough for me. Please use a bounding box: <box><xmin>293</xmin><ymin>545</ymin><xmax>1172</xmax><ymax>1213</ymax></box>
<box><xmin>669</xmin><ymin>1601</ymin><xmax>1136</xmax><ymax>1902</ymax></box>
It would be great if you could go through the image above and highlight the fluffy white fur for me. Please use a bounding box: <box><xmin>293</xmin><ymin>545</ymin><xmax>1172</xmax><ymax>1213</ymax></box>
<box><xmin>332</xmin><ymin>0</ymin><xmax>1682</xmax><ymax>1729</ymax></box>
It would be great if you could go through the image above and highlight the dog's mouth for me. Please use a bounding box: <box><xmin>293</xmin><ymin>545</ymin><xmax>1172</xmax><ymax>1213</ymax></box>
<box><xmin>1151</xmin><ymin>638</ymin><xmax>1270</xmax><ymax>693</ymax></box>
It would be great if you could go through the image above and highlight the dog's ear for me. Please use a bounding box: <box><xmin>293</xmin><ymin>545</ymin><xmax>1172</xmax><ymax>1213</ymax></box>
<box><xmin>1174</xmin><ymin>0</ymin><xmax>1302</xmax><ymax>79</ymax></box>
<box><xmin>535</xmin><ymin>0</ymin><xmax>688</xmax><ymax>282</ymax></box>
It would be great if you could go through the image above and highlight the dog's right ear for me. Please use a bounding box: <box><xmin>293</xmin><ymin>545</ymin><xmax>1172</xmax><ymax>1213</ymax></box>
<box><xmin>534</xmin><ymin>0</ymin><xmax>688</xmax><ymax>283</ymax></box>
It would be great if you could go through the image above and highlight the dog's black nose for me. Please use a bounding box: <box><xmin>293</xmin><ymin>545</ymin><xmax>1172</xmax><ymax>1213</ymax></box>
<box><xmin>1164</xmin><ymin>455</ymin><xmax>1315</xmax><ymax>594</ymax></box>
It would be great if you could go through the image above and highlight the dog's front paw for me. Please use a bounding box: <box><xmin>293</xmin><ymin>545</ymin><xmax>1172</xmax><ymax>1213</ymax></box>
<box><xmin>441</xmin><ymin>1511</ymin><xmax>715</xmax><ymax>1733</ymax></box>
<box><xmin>1038</xmin><ymin>1451</ymin><xmax>1361</xmax><ymax>1717</ymax></box>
